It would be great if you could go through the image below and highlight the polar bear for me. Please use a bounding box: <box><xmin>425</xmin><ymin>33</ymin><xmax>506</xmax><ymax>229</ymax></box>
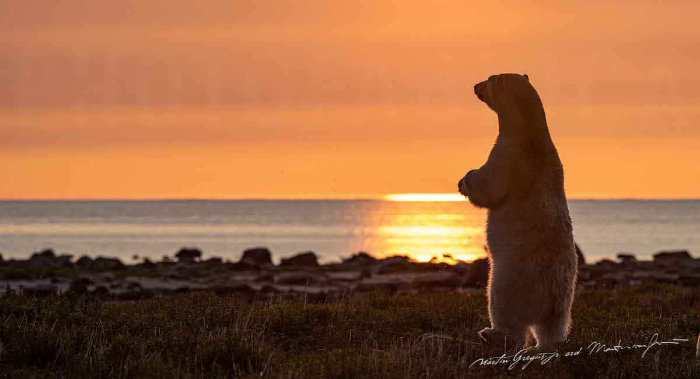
<box><xmin>457</xmin><ymin>73</ymin><xmax>577</xmax><ymax>352</ymax></box>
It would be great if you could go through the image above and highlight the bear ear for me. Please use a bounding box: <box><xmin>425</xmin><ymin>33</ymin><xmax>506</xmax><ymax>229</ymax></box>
<box><xmin>523</xmin><ymin>74</ymin><xmax>529</xmax><ymax>82</ymax></box>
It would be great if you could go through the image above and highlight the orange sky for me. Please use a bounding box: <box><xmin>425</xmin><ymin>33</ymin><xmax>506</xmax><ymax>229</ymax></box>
<box><xmin>1</xmin><ymin>1</ymin><xmax>699</xmax><ymax>199</ymax></box>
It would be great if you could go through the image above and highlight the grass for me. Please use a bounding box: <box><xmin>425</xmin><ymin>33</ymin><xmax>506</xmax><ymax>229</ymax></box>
<box><xmin>0</xmin><ymin>284</ymin><xmax>698</xmax><ymax>378</ymax></box>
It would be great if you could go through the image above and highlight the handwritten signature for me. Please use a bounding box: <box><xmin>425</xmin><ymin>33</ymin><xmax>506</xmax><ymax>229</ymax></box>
<box><xmin>469</xmin><ymin>334</ymin><xmax>690</xmax><ymax>371</ymax></box>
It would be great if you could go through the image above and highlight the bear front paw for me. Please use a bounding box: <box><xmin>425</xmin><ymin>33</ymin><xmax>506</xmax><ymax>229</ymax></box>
<box><xmin>458</xmin><ymin>172</ymin><xmax>474</xmax><ymax>197</ymax></box>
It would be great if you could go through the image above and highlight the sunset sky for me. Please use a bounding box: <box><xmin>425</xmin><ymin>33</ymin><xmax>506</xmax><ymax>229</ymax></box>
<box><xmin>1</xmin><ymin>1</ymin><xmax>699</xmax><ymax>199</ymax></box>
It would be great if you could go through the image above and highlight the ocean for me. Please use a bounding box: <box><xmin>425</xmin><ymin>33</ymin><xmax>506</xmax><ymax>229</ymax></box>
<box><xmin>0</xmin><ymin>200</ymin><xmax>698</xmax><ymax>264</ymax></box>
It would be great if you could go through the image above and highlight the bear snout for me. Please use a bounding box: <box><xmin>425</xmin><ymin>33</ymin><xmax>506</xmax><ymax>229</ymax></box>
<box><xmin>474</xmin><ymin>81</ymin><xmax>487</xmax><ymax>102</ymax></box>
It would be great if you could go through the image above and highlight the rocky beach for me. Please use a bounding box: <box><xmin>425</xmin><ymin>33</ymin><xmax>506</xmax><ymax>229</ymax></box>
<box><xmin>2</xmin><ymin>246</ymin><xmax>698</xmax><ymax>301</ymax></box>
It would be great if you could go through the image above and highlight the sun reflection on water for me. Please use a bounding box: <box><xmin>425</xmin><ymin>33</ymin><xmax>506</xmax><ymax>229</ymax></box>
<box><xmin>360</xmin><ymin>201</ymin><xmax>487</xmax><ymax>263</ymax></box>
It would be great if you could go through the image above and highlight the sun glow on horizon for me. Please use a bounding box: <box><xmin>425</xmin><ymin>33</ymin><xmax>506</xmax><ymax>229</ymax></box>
<box><xmin>384</xmin><ymin>193</ymin><xmax>466</xmax><ymax>202</ymax></box>
<box><xmin>406</xmin><ymin>253</ymin><xmax>484</xmax><ymax>264</ymax></box>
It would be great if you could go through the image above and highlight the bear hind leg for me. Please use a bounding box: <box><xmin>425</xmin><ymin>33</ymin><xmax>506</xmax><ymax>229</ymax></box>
<box><xmin>531</xmin><ymin>310</ymin><xmax>571</xmax><ymax>352</ymax></box>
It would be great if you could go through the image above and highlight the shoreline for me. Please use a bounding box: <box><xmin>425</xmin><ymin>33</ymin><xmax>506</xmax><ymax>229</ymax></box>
<box><xmin>1</xmin><ymin>247</ymin><xmax>698</xmax><ymax>300</ymax></box>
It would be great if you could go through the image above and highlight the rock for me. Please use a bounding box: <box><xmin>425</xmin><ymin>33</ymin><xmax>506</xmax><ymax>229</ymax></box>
<box><xmin>415</xmin><ymin>261</ymin><xmax>452</xmax><ymax>272</ymax></box>
<box><xmin>76</xmin><ymin>256</ymin><xmax>94</xmax><ymax>268</ymax></box>
<box><xmin>92</xmin><ymin>285</ymin><xmax>110</xmax><ymax>296</ymax></box>
<box><xmin>140</xmin><ymin>258</ymin><xmax>157</xmax><ymax>270</ymax></box>
<box><xmin>648</xmin><ymin>272</ymin><xmax>681</xmax><ymax>284</ymax></box>
<box><xmin>69</xmin><ymin>277</ymin><xmax>95</xmax><ymax>294</ymax></box>
<box><xmin>175</xmin><ymin>248</ymin><xmax>202</xmax><ymax>263</ymax></box>
<box><xmin>630</xmin><ymin>271</ymin><xmax>680</xmax><ymax>285</ymax></box>
<box><xmin>600</xmin><ymin>271</ymin><xmax>629</xmax><ymax>286</ymax></box>
<box><xmin>628</xmin><ymin>261</ymin><xmax>656</xmax><ymax>271</ymax></box>
<box><xmin>373</xmin><ymin>256</ymin><xmax>414</xmax><ymax>274</ymax></box>
<box><xmin>202</xmin><ymin>257</ymin><xmax>223</xmax><ymax>265</ymax></box>
<box><xmin>36</xmin><ymin>249</ymin><xmax>56</xmax><ymax>258</ymax></box>
<box><xmin>25</xmin><ymin>249</ymin><xmax>67</xmax><ymax>268</ymax></box>
<box><xmin>159</xmin><ymin>260</ymin><xmax>177</xmax><ymax>269</ymax></box>
<box><xmin>239</xmin><ymin>247</ymin><xmax>273</xmax><ymax>266</ymax></box>
<box><xmin>357</xmin><ymin>274</ymin><xmax>411</xmax><ymax>292</ymax></box>
<box><xmin>690</xmin><ymin>260</ymin><xmax>700</xmax><ymax>273</ymax></box>
<box><xmin>679</xmin><ymin>274</ymin><xmax>700</xmax><ymax>287</ymax></box>
<box><xmin>326</xmin><ymin>271</ymin><xmax>364</xmax><ymax>282</ymax></box>
<box><xmin>596</xmin><ymin>271</ymin><xmax>628</xmax><ymax>288</ymax></box>
<box><xmin>617</xmin><ymin>253</ymin><xmax>637</xmax><ymax>264</ymax></box>
<box><xmin>55</xmin><ymin>255</ymin><xmax>74</xmax><ymax>267</ymax></box>
<box><xmin>280</xmin><ymin>251</ymin><xmax>318</xmax><ymax>267</ymax></box>
<box><xmin>575</xmin><ymin>243</ymin><xmax>586</xmax><ymax>266</ymax></box>
<box><xmin>254</xmin><ymin>272</ymin><xmax>275</xmax><ymax>282</ymax></box>
<box><xmin>342</xmin><ymin>252</ymin><xmax>378</xmax><ymax>266</ymax></box>
<box><xmin>228</xmin><ymin>261</ymin><xmax>262</xmax><ymax>271</ymax></box>
<box><xmin>90</xmin><ymin>257</ymin><xmax>126</xmax><ymax>271</ymax></box>
<box><xmin>451</xmin><ymin>261</ymin><xmax>470</xmax><ymax>274</ymax></box>
<box><xmin>653</xmin><ymin>250</ymin><xmax>692</xmax><ymax>263</ymax></box>
<box><xmin>584</xmin><ymin>263</ymin><xmax>613</xmax><ymax>281</ymax></box>
<box><xmin>200</xmin><ymin>257</ymin><xmax>226</xmax><ymax>273</ymax></box>
<box><xmin>75</xmin><ymin>256</ymin><xmax>93</xmax><ymax>270</ymax></box>
<box><xmin>98</xmin><ymin>272</ymin><xmax>116</xmax><ymax>282</ymax></box>
<box><xmin>275</xmin><ymin>272</ymin><xmax>323</xmax><ymax>285</ymax></box>
<box><xmin>24</xmin><ymin>256</ymin><xmax>52</xmax><ymax>268</ymax></box>
<box><xmin>595</xmin><ymin>259</ymin><xmax>617</xmax><ymax>269</ymax></box>
<box><xmin>577</xmin><ymin>267</ymin><xmax>592</xmax><ymax>281</ymax></box>
<box><xmin>464</xmin><ymin>258</ymin><xmax>489</xmax><ymax>288</ymax></box>
<box><xmin>170</xmin><ymin>263</ymin><xmax>202</xmax><ymax>279</ymax></box>
<box><xmin>412</xmin><ymin>272</ymin><xmax>463</xmax><ymax>289</ymax></box>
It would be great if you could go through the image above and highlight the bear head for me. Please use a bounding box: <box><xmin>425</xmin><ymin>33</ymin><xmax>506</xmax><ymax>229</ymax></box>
<box><xmin>473</xmin><ymin>73</ymin><xmax>541</xmax><ymax>116</ymax></box>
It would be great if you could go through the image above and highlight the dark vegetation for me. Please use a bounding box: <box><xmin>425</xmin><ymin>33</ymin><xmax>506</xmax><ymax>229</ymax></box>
<box><xmin>0</xmin><ymin>284</ymin><xmax>698</xmax><ymax>378</ymax></box>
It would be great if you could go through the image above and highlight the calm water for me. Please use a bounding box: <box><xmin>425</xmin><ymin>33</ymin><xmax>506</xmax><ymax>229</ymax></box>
<box><xmin>0</xmin><ymin>200</ymin><xmax>698</xmax><ymax>264</ymax></box>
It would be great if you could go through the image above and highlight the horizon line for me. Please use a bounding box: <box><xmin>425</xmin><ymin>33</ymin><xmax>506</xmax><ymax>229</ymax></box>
<box><xmin>1</xmin><ymin>195</ymin><xmax>700</xmax><ymax>202</ymax></box>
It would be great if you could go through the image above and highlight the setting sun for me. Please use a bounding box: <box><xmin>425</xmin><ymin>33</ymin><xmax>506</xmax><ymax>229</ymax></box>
<box><xmin>384</xmin><ymin>194</ymin><xmax>466</xmax><ymax>202</ymax></box>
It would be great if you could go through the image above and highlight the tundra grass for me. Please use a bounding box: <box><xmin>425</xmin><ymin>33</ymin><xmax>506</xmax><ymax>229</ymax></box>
<box><xmin>0</xmin><ymin>284</ymin><xmax>698</xmax><ymax>378</ymax></box>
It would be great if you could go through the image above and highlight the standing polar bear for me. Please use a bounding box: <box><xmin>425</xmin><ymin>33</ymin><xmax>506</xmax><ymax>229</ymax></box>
<box><xmin>458</xmin><ymin>73</ymin><xmax>577</xmax><ymax>351</ymax></box>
